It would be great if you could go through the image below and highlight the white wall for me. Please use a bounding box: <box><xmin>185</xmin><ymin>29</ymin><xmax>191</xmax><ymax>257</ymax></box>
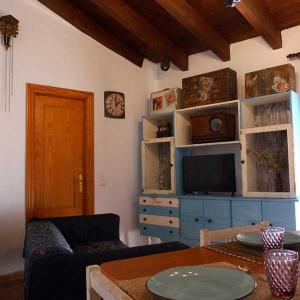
<box><xmin>156</xmin><ymin>26</ymin><xmax>300</xmax><ymax>96</ymax></box>
<box><xmin>0</xmin><ymin>0</ymin><xmax>158</xmax><ymax>275</ymax></box>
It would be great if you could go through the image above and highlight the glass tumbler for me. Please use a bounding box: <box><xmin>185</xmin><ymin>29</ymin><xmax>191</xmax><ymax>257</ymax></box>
<box><xmin>264</xmin><ymin>249</ymin><xmax>299</xmax><ymax>299</ymax></box>
<box><xmin>261</xmin><ymin>226</ymin><xmax>285</xmax><ymax>250</ymax></box>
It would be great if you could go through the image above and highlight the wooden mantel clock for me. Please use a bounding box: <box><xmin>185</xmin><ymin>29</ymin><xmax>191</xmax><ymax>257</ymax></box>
<box><xmin>104</xmin><ymin>91</ymin><xmax>125</xmax><ymax>119</ymax></box>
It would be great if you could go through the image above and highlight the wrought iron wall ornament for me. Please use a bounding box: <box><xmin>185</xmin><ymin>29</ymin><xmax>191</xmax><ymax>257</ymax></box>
<box><xmin>0</xmin><ymin>15</ymin><xmax>19</xmax><ymax>112</ymax></box>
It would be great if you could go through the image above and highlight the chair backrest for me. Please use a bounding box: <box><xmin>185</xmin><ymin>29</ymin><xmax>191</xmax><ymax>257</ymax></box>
<box><xmin>200</xmin><ymin>220</ymin><xmax>270</xmax><ymax>247</ymax></box>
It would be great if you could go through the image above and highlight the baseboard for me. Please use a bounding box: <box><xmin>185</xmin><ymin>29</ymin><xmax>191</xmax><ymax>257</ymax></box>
<box><xmin>0</xmin><ymin>271</ymin><xmax>24</xmax><ymax>285</ymax></box>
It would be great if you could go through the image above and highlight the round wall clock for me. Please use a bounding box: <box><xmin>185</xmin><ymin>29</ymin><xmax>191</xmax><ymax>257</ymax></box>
<box><xmin>104</xmin><ymin>91</ymin><xmax>125</xmax><ymax>119</ymax></box>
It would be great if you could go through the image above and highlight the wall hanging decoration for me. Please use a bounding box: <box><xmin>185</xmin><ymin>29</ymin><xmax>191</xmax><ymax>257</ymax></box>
<box><xmin>287</xmin><ymin>52</ymin><xmax>300</xmax><ymax>60</ymax></box>
<box><xmin>104</xmin><ymin>91</ymin><xmax>125</xmax><ymax>119</ymax></box>
<box><xmin>0</xmin><ymin>15</ymin><xmax>19</xmax><ymax>112</ymax></box>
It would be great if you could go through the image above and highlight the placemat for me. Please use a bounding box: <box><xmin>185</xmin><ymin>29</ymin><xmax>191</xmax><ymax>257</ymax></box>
<box><xmin>205</xmin><ymin>241</ymin><xmax>264</xmax><ymax>265</ymax></box>
<box><xmin>116</xmin><ymin>262</ymin><xmax>300</xmax><ymax>300</ymax></box>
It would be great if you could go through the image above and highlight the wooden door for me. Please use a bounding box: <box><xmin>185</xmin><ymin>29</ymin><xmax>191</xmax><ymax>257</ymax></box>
<box><xmin>26</xmin><ymin>83</ymin><xmax>94</xmax><ymax>221</ymax></box>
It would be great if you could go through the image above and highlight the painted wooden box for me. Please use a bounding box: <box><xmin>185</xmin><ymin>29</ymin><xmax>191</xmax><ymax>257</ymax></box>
<box><xmin>245</xmin><ymin>64</ymin><xmax>296</xmax><ymax>99</ymax></box>
<box><xmin>182</xmin><ymin>68</ymin><xmax>237</xmax><ymax>108</ymax></box>
<box><xmin>150</xmin><ymin>88</ymin><xmax>182</xmax><ymax>113</ymax></box>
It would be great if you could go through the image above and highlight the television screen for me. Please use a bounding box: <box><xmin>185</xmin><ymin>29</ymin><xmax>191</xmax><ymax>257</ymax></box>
<box><xmin>183</xmin><ymin>154</ymin><xmax>236</xmax><ymax>194</ymax></box>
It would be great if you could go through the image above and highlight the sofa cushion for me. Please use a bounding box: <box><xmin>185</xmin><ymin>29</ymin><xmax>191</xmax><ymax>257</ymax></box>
<box><xmin>73</xmin><ymin>240</ymin><xmax>128</xmax><ymax>254</ymax></box>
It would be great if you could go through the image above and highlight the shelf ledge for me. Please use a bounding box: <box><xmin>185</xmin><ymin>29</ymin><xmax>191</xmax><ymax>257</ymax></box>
<box><xmin>176</xmin><ymin>140</ymin><xmax>241</xmax><ymax>148</ymax></box>
<box><xmin>176</xmin><ymin>100</ymin><xmax>239</xmax><ymax>115</ymax></box>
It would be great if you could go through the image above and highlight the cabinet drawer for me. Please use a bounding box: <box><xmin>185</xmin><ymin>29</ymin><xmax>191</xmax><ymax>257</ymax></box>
<box><xmin>262</xmin><ymin>201</ymin><xmax>296</xmax><ymax>230</ymax></box>
<box><xmin>139</xmin><ymin>224</ymin><xmax>179</xmax><ymax>238</ymax></box>
<box><xmin>180</xmin><ymin>198</ymin><xmax>203</xmax><ymax>217</ymax></box>
<box><xmin>181</xmin><ymin>215</ymin><xmax>204</xmax><ymax>240</ymax></box>
<box><xmin>204</xmin><ymin>200</ymin><xmax>231</xmax><ymax>227</ymax></box>
<box><xmin>232</xmin><ymin>201</ymin><xmax>262</xmax><ymax>227</ymax></box>
<box><xmin>139</xmin><ymin>197</ymin><xmax>179</xmax><ymax>208</ymax></box>
<box><xmin>139</xmin><ymin>205</ymin><xmax>179</xmax><ymax>217</ymax></box>
<box><xmin>139</xmin><ymin>214</ymin><xmax>179</xmax><ymax>228</ymax></box>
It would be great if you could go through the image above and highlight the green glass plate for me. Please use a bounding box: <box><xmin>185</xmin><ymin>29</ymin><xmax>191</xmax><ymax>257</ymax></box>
<box><xmin>146</xmin><ymin>266</ymin><xmax>256</xmax><ymax>300</ymax></box>
<box><xmin>235</xmin><ymin>231</ymin><xmax>300</xmax><ymax>248</ymax></box>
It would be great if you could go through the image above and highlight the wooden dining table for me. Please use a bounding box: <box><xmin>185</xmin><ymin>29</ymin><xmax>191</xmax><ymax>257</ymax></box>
<box><xmin>86</xmin><ymin>246</ymin><xmax>266</xmax><ymax>300</ymax></box>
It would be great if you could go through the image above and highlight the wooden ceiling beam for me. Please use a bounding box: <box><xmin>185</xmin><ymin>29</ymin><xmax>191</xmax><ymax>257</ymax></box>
<box><xmin>90</xmin><ymin>0</ymin><xmax>189</xmax><ymax>71</ymax></box>
<box><xmin>236</xmin><ymin>0</ymin><xmax>282</xmax><ymax>49</ymax></box>
<box><xmin>155</xmin><ymin>0</ymin><xmax>230</xmax><ymax>61</ymax></box>
<box><xmin>37</xmin><ymin>0</ymin><xmax>144</xmax><ymax>67</ymax></box>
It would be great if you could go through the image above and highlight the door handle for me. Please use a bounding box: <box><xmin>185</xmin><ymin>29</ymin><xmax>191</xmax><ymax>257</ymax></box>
<box><xmin>78</xmin><ymin>174</ymin><xmax>83</xmax><ymax>193</ymax></box>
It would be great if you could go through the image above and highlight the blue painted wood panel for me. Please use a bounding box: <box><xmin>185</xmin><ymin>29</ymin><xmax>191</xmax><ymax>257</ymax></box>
<box><xmin>232</xmin><ymin>201</ymin><xmax>262</xmax><ymax>226</ymax></box>
<box><xmin>262</xmin><ymin>201</ymin><xmax>296</xmax><ymax>230</ymax></box>
<box><xmin>180</xmin><ymin>215</ymin><xmax>204</xmax><ymax>240</ymax></box>
<box><xmin>203</xmin><ymin>199</ymin><xmax>231</xmax><ymax>227</ymax></box>
<box><xmin>180</xmin><ymin>198</ymin><xmax>203</xmax><ymax>217</ymax></box>
<box><xmin>139</xmin><ymin>205</ymin><xmax>179</xmax><ymax>217</ymax></box>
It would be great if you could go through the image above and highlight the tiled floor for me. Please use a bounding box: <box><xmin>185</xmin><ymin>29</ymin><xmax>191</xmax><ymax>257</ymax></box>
<box><xmin>0</xmin><ymin>280</ymin><xmax>24</xmax><ymax>300</ymax></box>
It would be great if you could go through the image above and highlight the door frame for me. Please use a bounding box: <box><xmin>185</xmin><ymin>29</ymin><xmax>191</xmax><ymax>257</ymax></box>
<box><xmin>26</xmin><ymin>83</ymin><xmax>94</xmax><ymax>222</ymax></box>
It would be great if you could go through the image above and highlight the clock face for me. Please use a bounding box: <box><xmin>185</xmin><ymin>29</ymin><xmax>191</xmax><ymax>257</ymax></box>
<box><xmin>210</xmin><ymin>117</ymin><xmax>223</xmax><ymax>133</ymax></box>
<box><xmin>104</xmin><ymin>92</ymin><xmax>125</xmax><ymax>119</ymax></box>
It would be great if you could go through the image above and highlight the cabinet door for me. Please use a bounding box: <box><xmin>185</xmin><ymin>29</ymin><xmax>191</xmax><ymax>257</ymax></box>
<box><xmin>262</xmin><ymin>201</ymin><xmax>296</xmax><ymax>230</ymax></box>
<box><xmin>181</xmin><ymin>215</ymin><xmax>204</xmax><ymax>240</ymax></box>
<box><xmin>232</xmin><ymin>201</ymin><xmax>262</xmax><ymax>227</ymax></box>
<box><xmin>141</xmin><ymin>139</ymin><xmax>175</xmax><ymax>195</ymax></box>
<box><xmin>204</xmin><ymin>200</ymin><xmax>231</xmax><ymax>230</ymax></box>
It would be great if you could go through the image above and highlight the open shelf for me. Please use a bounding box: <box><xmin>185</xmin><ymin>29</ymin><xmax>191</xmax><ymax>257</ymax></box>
<box><xmin>176</xmin><ymin>140</ymin><xmax>240</xmax><ymax>148</ymax></box>
<box><xmin>143</xmin><ymin>115</ymin><xmax>173</xmax><ymax>140</ymax></box>
<box><xmin>175</xmin><ymin>100</ymin><xmax>239</xmax><ymax>147</ymax></box>
<box><xmin>240</xmin><ymin>92</ymin><xmax>293</xmax><ymax>129</ymax></box>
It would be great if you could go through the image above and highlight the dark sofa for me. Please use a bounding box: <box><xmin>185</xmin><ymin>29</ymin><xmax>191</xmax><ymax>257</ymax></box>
<box><xmin>24</xmin><ymin>213</ymin><xmax>189</xmax><ymax>300</ymax></box>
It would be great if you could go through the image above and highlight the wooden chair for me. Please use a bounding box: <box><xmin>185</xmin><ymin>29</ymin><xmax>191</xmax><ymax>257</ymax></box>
<box><xmin>200</xmin><ymin>221</ymin><xmax>270</xmax><ymax>247</ymax></box>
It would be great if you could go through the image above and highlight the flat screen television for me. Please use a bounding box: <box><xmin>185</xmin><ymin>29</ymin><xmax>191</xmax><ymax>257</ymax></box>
<box><xmin>182</xmin><ymin>154</ymin><xmax>236</xmax><ymax>194</ymax></box>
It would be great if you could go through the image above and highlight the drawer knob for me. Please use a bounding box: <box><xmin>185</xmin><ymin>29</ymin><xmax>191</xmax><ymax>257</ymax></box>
<box><xmin>241</xmin><ymin>160</ymin><xmax>245</xmax><ymax>164</ymax></box>
<box><xmin>143</xmin><ymin>218</ymin><xmax>147</xmax><ymax>221</ymax></box>
<box><xmin>169</xmin><ymin>220</ymin><xmax>173</xmax><ymax>224</ymax></box>
<box><xmin>169</xmin><ymin>230</ymin><xmax>173</xmax><ymax>234</ymax></box>
<box><xmin>270</xmin><ymin>223</ymin><xmax>273</xmax><ymax>227</ymax></box>
<box><xmin>208</xmin><ymin>219</ymin><xmax>212</xmax><ymax>223</ymax></box>
<box><xmin>143</xmin><ymin>227</ymin><xmax>147</xmax><ymax>230</ymax></box>
<box><xmin>195</xmin><ymin>218</ymin><xmax>199</xmax><ymax>222</ymax></box>
<box><xmin>169</xmin><ymin>201</ymin><xmax>172</xmax><ymax>204</ymax></box>
<box><xmin>143</xmin><ymin>208</ymin><xmax>147</xmax><ymax>212</ymax></box>
<box><xmin>251</xmin><ymin>222</ymin><xmax>255</xmax><ymax>225</ymax></box>
<box><xmin>143</xmin><ymin>199</ymin><xmax>146</xmax><ymax>203</ymax></box>
<box><xmin>169</xmin><ymin>210</ymin><xmax>173</xmax><ymax>214</ymax></box>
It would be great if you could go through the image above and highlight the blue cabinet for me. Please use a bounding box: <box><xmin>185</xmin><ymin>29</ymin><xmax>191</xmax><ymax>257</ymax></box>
<box><xmin>139</xmin><ymin>195</ymin><xmax>298</xmax><ymax>246</ymax></box>
<box><xmin>232</xmin><ymin>201</ymin><xmax>262</xmax><ymax>226</ymax></box>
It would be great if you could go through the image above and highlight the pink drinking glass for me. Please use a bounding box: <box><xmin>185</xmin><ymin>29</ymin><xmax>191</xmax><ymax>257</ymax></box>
<box><xmin>261</xmin><ymin>226</ymin><xmax>285</xmax><ymax>250</ymax></box>
<box><xmin>264</xmin><ymin>250</ymin><xmax>299</xmax><ymax>299</ymax></box>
